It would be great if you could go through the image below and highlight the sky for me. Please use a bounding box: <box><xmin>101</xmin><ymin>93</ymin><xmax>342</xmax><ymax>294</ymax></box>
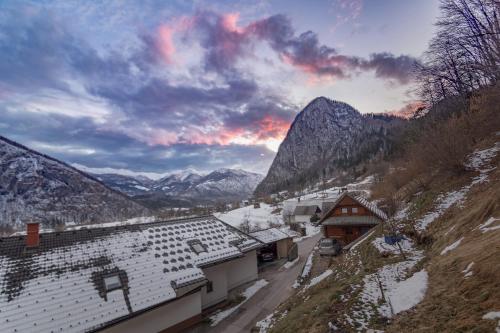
<box><xmin>0</xmin><ymin>0</ymin><xmax>440</xmax><ymax>179</ymax></box>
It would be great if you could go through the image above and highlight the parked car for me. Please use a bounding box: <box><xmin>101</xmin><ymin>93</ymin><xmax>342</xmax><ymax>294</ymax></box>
<box><xmin>259</xmin><ymin>250</ymin><xmax>275</xmax><ymax>262</ymax></box>
<box><xmin>318</xmin><ymin>238</ymin><xmax>342</xmax><ymax>256</ymax></box>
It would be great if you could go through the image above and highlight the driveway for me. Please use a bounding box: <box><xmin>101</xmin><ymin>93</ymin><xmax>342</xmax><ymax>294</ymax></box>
<box><xmin>199</xmin><ymin>232</ymin><xmax>322</xmax><ymax>333</ymax></box>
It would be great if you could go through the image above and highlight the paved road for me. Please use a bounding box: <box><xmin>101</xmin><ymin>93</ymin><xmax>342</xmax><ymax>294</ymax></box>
<box><xmin>207</xmin><ymin>233</ymin><xmax>322</xmax><ymax>333</ymax></box>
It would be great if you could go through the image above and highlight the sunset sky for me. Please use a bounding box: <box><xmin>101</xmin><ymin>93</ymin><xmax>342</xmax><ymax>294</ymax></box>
<box><xmin>0</xmin><ymin>0</ymin><xmax>439</xmax><ymax>178</ymax></box>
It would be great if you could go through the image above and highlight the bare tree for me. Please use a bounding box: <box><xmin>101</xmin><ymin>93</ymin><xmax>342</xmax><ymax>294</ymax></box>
<box><xmin>416</xmin><ymin>0</ymin><xmax>500</xmax><ymax>104</ymax></box>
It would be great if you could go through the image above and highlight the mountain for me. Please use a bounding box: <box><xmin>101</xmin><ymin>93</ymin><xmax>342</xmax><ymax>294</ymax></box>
<box><xmin>255</xmin><ymin>97</ymin><xmax>403</xmax><ymax>194</ymax></box>
<box><xmin>95</xmin><ymin>168</ymin><xmax>263</xmax><ymax>206</ymax></box>
<box><xmin>93</xmin><ymin>173</ymin><xmax>155</xmax><ymax>196</ymax></box>
<box><xmin>0</xmin><ymin>136</ymin><xmax>149</xmax><ymax>231</ymax></box>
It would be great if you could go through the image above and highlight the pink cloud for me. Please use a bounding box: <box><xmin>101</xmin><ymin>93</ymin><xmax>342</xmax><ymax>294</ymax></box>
<box><xmin>156</xmin><ymin>25</ymin><xmax>176</xmax><ymax>64</ymax></box>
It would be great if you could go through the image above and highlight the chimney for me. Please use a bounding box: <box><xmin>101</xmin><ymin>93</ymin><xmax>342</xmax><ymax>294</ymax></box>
<box><xmin>26</xmin><ymin>222</ymin><xmax>40</xmax><ymax>247</ymax></box>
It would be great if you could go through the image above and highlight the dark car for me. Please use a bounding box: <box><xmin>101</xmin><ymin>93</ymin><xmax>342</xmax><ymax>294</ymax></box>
<box><xmin>259</xmin><ymin>251</ymin><xmax>275</xmax><ymax>262</ymax></box>
<box><xmin>318</xmin><ymin>238</ymin><xmax>342</xmax><ymax>256</ymax></box>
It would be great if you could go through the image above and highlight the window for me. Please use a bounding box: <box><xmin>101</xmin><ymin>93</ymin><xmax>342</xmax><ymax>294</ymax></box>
<box><xmin>104</xmin><ymin>275</ymin><xmax>122</xmax><ymax>291</ymax></box>
<box><xmin>341</xmin><ymin>207</ymin><xmax>348</xmax><ymax>214</ymax></box>
<box><xmin>206</xmin><ymin>281</ymin><xmax>213</xmax><ymax>293</ymax></box>
<box><xmin>189</xmin><ymin>240</ymin><xmax>207</xmax><ymax>254</ymax></box>
<box><xmin>352</xmin><ymin>207</ymin><xmax>359</xmax><ymax>214</ymax></box>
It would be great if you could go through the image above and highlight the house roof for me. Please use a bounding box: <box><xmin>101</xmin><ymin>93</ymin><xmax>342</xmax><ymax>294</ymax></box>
<box><xmin>293</xmin><ymin>205</ymin><xmax>321</xmax><ymax>216</ymax></box>
<box><xmin>249</xmin><ymin>228</ymin><xmax>291</xmax><ymax>244</ymax></box>
<box><xmin>319</xmin><ymin>192</ymin><xmax>388</xmax><ymax>223</ymax></box>
<box><xmin>322</xmin><ymin>215</ymin><xmax>381</xmax><ymax>226</ymax></box>
<box><xmin>0</xmin><ymin>216</ymin><xmax>261</xmax><ymax>333</ymax></box>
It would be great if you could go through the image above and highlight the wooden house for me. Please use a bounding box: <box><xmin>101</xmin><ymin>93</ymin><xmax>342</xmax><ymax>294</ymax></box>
<box><xmin>319</xmin><ymin>192</ymin><xmax>387</xmax><ymax>246</ymax></box>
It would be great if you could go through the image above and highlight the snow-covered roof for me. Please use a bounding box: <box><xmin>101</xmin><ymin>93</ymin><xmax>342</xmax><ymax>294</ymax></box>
<box><xmin>319</xmin><ymin>192</ymin><xmax>388</xmax><ymax>223</ymax></box>
<box><xmin>0</xmin><ymin>216</ymin><xmax>261</xmax><ymax>333</ymax></box>
<box><xmin>353</xmin><ymin>195</ymin><xmax>388</xmax><ymax>220</ymax></box>
<box><xmin>293</xmin><ymin>205</ymin><xmax>321</xmax><ymax>216</ymax></box>
<box><xmin>249</xmin><ymin>228</ymin><xmax>291</xmax><ymax>244</ymax></box>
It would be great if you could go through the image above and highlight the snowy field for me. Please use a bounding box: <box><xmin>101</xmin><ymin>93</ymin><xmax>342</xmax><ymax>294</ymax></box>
<box><xmin>215</xmin><ymin>203</ymin><xmax>283</xmax><ymax>231</ymax></box>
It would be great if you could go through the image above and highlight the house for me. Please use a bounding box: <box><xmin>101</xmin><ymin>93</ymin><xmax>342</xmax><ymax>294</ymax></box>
<box><xmin>292</xmin><ymin>205</ymin><xmax>322</xmax><ymax>223</ymax></box>
<box><xmin>319</xmin><ymin>192</ymin><xmax>387</xmax><ymax>246</ymax></box>
<box><xmin>249</xmin><ymin>228</ymin><xmax>294</xmax><ymax>261</ymax></box>
<box><xmin>0</xmin><ymin>216</ymin><xmax>262</xmax><ymax>333</ymax></box>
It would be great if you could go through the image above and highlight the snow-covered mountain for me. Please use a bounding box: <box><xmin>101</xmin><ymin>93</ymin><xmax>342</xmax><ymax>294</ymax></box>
<box><xmin>96</xmin><ymin>168</ymin><xmax>263</xmax><ymax>204</ymax></box>
<box><xmin>0</xmin><ymin>136</ymin><xmax>149</xmax><ymax>231</ymax></box>
<box><xmin>255</xmin><ymin>97</ymin><xmax>402</xmax><ymax>194</ymax></box>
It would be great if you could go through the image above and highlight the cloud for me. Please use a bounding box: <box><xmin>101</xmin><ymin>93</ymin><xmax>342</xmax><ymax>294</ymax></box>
<box><xmin>178</xmin><ymin>11</ymin><xmax>419</xmax><ymax>84</ymax></box>
<box><xmin>0</xmin><ymin>4</ymin><xmax>419</xmax><ymax>175</ymax></box>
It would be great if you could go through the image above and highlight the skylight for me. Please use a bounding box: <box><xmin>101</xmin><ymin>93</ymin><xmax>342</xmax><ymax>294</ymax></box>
<box><xmin>104</xmin><ymin>275</ymin><xmax>122</xmax><ymax>291</ymax></box>
<box><xmin>189</xmin><ymin>240</ymin><xmax>207</xmax><ymax>254</ymax></box>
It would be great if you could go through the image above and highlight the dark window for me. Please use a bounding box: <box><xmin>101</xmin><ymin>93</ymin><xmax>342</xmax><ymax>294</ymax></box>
<box><xmin>207</xmin><ymin>281</ymin><xmax>213</xmax><ymax>293</ymax></box>
<box><xmin>189</xmin><ymin>239</ymin><xmax>207</xmax><ymax>254</ymax></box>
<box><xmin>345</xmin><ymin>227</ymin><xmax>353</xmax><ymax>235</ymax></box>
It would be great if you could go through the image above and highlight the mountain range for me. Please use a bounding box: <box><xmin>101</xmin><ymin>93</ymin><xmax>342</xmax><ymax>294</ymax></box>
<box><xmin>94</xmin><ymin>168</ymin><xmax>263</xmax><ymax>207</ymax></box>
<box><xmin>0</xmin><ymin>136</ymin><xmax>148</xmax><ymax>231</ymax></box>
<box><xmin>0</xmin><ymin>135</ymin><xmax>264</xmax><ymax>230</ymax></box>
<box><xmin>255</xmin><ymin>97</ymin><xmax>404</xmax><ymax>194</ymax></box>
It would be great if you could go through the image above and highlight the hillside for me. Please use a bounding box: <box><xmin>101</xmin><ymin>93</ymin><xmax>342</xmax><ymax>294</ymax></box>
<box><xmin>255</xmin><ymin>86</ymin><xmax>500</xmax><ymax>332</ymax></box>
<box><xmin>257</xmin><ymin>133</ymin><xmax>500</xmax><ymax>333</ymax></box>
<box><xmin>0</xmin><ymin>136</ymin><xmax>149</xmax><ymax>232</ymax></box>
<box><xmin>255</xmin><ymin>97</ymin><xmax>403</xmax><ymax>195</ymax></box>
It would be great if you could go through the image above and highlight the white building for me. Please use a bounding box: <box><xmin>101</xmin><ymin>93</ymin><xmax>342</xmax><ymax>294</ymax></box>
<box><xmin>0</xmin><ymin>217</ymin><xmax>262</xmax><ymax>333</ymax></box>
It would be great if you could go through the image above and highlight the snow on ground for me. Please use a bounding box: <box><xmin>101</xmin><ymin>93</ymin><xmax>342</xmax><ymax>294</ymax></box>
<box><xmin>465</xmin><ymin>142</ymin><xmax>500</xmax><ymax>184</ymax></box>
<box><xmin>351</xmin><ymin>242</ymin><xmax>425</xmax><ymax>330</ymax></box>
<box><xmin>415</xmin><ymin>188</ymin><xmax>468</xmax><ymax>231</ymax></box>
<box><xmin>283</xmin><ymin>256</ymin><xmax>300</xmax><ymax>269</ymax></box>
<box><xmin>386</xmin><ymin>269</ymin><xmax>428</xmax><ymax>314</ymax></box>
<box><xmin>304</xmin><ymin>269</ymin><xmax>333</xmax><ymax>289</ymax></box>
<box><xmin>215</xmin><ymin>203</ymin><xmax>283</xmax><ymax>231</ymax></box>
<box><xmin>65</xmin><ymin>215</ymin><xmax>157</xmax><ymax>230</ymax></box>
<box><xmin>477</xmin><ymin>217</ymin><xmax>500</xmax><ymax>233</ymax></box>
<box><xmin>482</xmin><ymin>311</ymin><xmax>500</xmax><ymax>333</ymax></box>
<box><xmin>348</xmin><ymin>230</ymin><xmax>376</xmax><ymax>251</ymax></box>
<box><xmin>255</xmin><ymin>310</ymin><xmax>288</xmax><ymax>333</ymax></box>
<box><xmin>301</xmin><ymin>252</ymin><xmax>314</xmax><ymax>278</ymax></box>
<box><xmin>209</xmin><ymin>279</ymin><xmax>269</xmax><ymax>326</ymax></box>
<box><xmin>293</xmin><ymin>224</ymin><xmax>321</xmax><ymax>243</ymax></box>
<box><xmin>415</xmin><ymin>142</ymin><xmax>499</xmax><ymax>232</ymax></box>
<box><xmin>371</xmin><ymin>237</ymin><xmax>415</xmax><ymax>255</ymax></box>
<box><xmin>293</xmin><ymin>251</ymin><xmax>315</xmax><ymax>289</ymax></box>
<box><xmin>462</xmin><ymin>262</ymin><xmax>474</xmax><ymax>278</ymax></box>
<box><xmin>440</xmin><ymin>237</ymin><xmax>464</xmax><ymax>255</ymax></box>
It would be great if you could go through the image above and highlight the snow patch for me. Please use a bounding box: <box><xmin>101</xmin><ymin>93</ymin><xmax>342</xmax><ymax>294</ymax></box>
<box><xmin>283</xmin><ymin>257</ymin><xmax>300</xmax><ymax>269</ymax></box>
<box><xmin>440</xmin><ymin>237</ymin><xmax>464</xmax><ymax>255</ymax></box>
<box><xmin>304</xmin><ymin>269</ymin><xmax>333</xmax><ymax>289</ymax></box>
<box><xmin>477</xmin><ymin>217</ymin><xmax>500</xmax><ymax>233</ymax></box>
<box><xmin>415</xmin><ymin>188</ymin><xmax>468</xmax><ymax>231</ymax></box>
<box><xmin>482</xmin><ymin>311</ymin><xmax>500</xmax><ymax>333</ymax></box>
<box><xmin>372</xmin><ymin>237</ymin><xmax>415</xmax><ymax>255</ymax></box>
<box><xmin>462</xmin><ymin>262</ymin><xmax>474</xmax><ymax>278</ymax></box>
<box><xmin>209</xmin><ymin>279</ymin><xmax>269</xmax><ymax>326</ymax></box>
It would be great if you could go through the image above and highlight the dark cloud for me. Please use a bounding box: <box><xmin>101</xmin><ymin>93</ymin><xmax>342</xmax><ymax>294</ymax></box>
<box><xmin>186</xmin><ymin>12</ymin><xmax>418</xmax><ymax>83</ymax></box>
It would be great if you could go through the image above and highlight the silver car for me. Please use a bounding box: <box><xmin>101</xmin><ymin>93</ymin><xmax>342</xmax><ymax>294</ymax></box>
<box><xmin>318</xmin><ymin>238</ymin><xmax>342</xmax><ymax>256</ymax></box>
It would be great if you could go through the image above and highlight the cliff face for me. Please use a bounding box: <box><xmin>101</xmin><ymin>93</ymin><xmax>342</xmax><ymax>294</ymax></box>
<box><xmin>255</xmin><ymin>97</ymin><xmax>399</xmax><ymax>194</ymax></box>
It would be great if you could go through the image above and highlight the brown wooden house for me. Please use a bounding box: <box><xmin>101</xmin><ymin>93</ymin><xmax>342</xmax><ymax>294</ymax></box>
<box><xmin>319</xmin><ymin>192</ymin><xmax>387</xmax><ymax>246</ymax></box>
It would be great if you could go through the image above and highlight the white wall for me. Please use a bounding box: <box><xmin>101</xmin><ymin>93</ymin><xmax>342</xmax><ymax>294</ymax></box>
<box><xmin>294</xmin><ymin>215</ymin><xmax>312</xmax><ymax>223</ymax></box>
<box><xmin>201</xmin><ymin>250</ymin><xmax>258</xmax><ymax>309</ymax></box>
<box><xmin>201</xmin><ymin>263</ymin><xmax>229</xmax><ymax>308</ymax></box>
<box><xmin>102</xmin><ymin>291</ymin><xmax>201</xmax><ymax>333</ymax></box>
<box><xmin>227</xmin><ymin>250</ymin><xmax>258</xmax><ymax>290</ymax></box>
